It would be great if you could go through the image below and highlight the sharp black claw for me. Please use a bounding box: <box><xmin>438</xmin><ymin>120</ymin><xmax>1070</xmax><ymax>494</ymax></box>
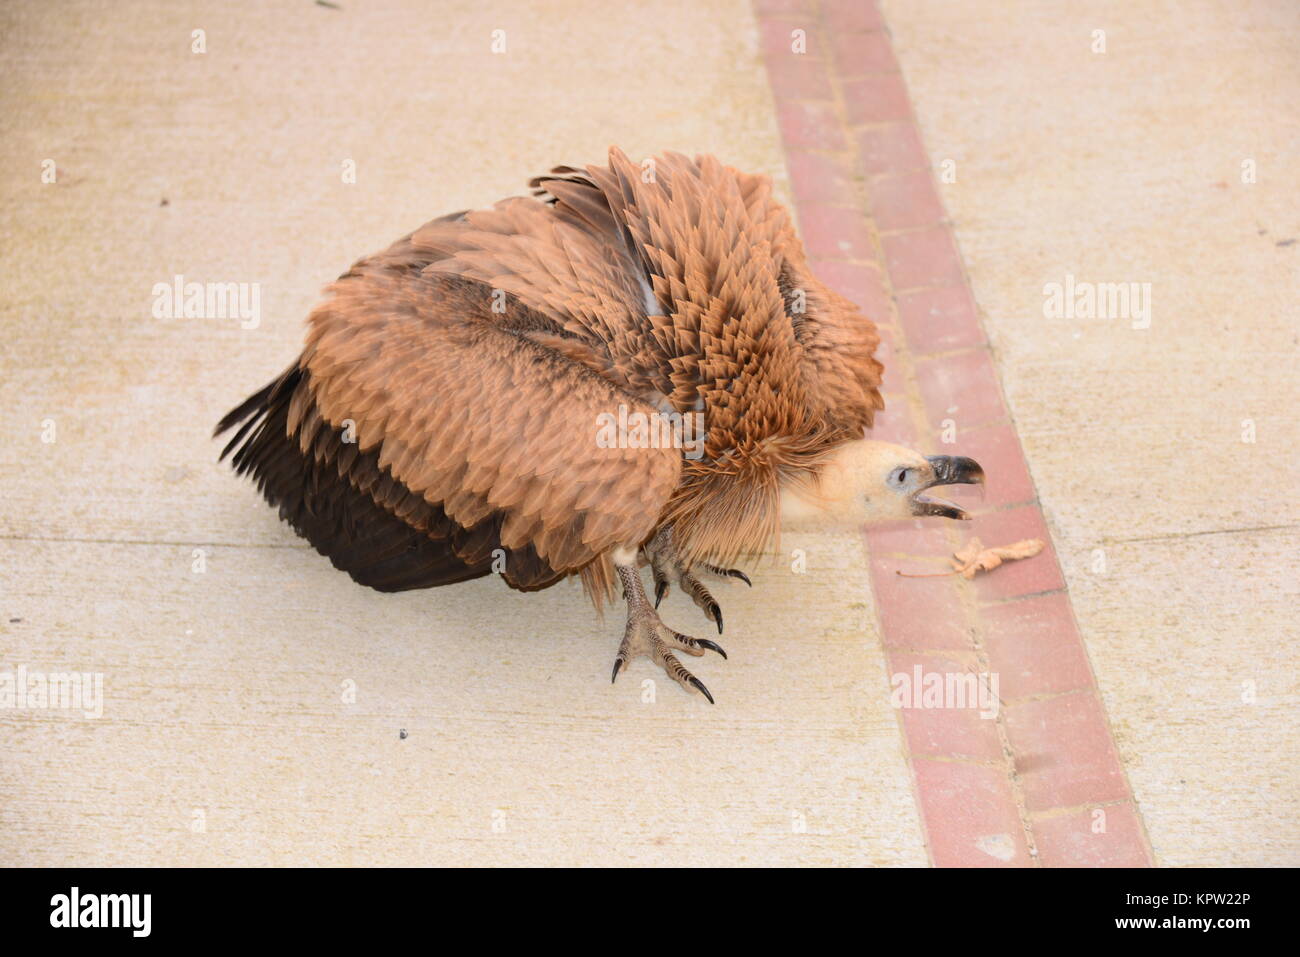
<box><xmin>654</xmin><ymin>579</ymin><xmax>668</xmax><ymax>608</ymax></box>
<box><xmin>611</xmin><ymin>658</ymin><xmax>624</xmax><ymax>683</ymax></box>
<box><xmin>731</xmin><ymin>569</ymin><xmax>752</xmax><ymax>587</ymax></box>
<box><xmin>708</xmin><ymin>602</ymin><xmax>723</xmax><ymax>634</ymax></box>
<box><xmin>688</xmin><ymin>675</ymin><xmax>715</xmax><ymax>704</ymax></box>
<box><xmin>696</xmin><ymin>638</ymin><xmax>728</xmax><ymax>660</ymax></box>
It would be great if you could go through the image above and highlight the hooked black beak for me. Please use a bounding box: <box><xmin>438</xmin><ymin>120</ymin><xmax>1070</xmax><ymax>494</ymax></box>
<box><xmin>910</xmin><ymin>456</ymin><xmax>986</xmax><ymax>520</ymax></box>
<box><xmin>926</xmin><ymin>455</ymin><xmax>985</xmax><ymax>487</ymax></box>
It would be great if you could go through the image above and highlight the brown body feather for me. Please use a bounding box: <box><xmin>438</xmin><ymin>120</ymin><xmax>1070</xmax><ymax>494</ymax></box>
<box><xmin>217</xmin><ymin>148</ymin><xmax>883</xmax><ymax>601</ymax></box>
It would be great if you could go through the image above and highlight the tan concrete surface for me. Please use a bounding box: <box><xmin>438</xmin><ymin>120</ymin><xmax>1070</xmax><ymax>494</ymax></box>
<box><xmin>882</xmin><ymin>0</ymin><xmax>1300</xmax><ymax>865</ymax></box>
<box><xmin>0</xmin><ymin>2</ymin><xmax>927</xmax><ymax>865</ymax></box>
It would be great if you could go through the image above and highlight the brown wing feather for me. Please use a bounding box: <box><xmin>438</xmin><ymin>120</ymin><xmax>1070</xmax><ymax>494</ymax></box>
<box><xmin>301</xmin><ymin>264</ymin><xmax>682</xmax><ymax>576</ymax></box>
<box><xmin>217</xmin><ymin>365</ymin><xmax>550</xmax><ymax>592</ymax></box>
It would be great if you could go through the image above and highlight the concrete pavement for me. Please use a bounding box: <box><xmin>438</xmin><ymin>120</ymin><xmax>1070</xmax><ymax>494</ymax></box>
<box><xmin>2</xmin><ymin>0</ymin><xmax>1295</xmax><ymax>867</ymax></box>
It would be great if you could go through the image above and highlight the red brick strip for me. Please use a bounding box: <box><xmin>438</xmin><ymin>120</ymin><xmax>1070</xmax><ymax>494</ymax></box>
<box><xmin>754</xmin><ymin>0</ymin><xmax>1155</xmax><ymax>867</ymax></box>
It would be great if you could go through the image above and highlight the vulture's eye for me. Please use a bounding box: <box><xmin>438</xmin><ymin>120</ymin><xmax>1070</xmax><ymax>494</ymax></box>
<box><xmin>890</xmin><ymin>467</ymin><xmax>911</xmax><ymax>488</ymax></box>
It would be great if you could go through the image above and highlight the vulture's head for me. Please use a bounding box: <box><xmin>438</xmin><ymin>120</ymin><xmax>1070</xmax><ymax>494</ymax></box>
<box><xmin>781</xmin><ymin>440</ymin><xmax>986</xmax><ymax>529</ymax></box>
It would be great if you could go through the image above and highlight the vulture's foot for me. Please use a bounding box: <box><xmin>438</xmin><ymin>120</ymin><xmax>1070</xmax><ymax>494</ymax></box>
<box><xmin>612</xmin><ymin>559</ymin><xmax>727</xmax><ymax>703</ymax></box>
<box><xmin>644</xmin><ymin>526</ymin><xmax>752</xmax><ymax>634</ymax></box>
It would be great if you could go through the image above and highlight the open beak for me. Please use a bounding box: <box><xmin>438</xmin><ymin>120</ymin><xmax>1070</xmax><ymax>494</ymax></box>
<box><xmin>910</xmin><ymin>455</ymin><xmax>986</xmax><ymax>520</ymax></box>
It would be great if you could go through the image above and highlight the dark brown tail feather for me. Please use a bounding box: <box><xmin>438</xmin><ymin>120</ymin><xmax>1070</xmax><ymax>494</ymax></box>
<box><xmin>215</xmin><ymin>366</ymin><xmax>562</xmax><ymax>593</ymax></box>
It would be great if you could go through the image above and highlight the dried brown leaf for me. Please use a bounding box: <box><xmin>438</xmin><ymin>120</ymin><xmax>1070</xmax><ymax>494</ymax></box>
<box><xmin>896</xmin><ymin>537</ymin><xmax>1045</xmax><ymax>579</ymax></box>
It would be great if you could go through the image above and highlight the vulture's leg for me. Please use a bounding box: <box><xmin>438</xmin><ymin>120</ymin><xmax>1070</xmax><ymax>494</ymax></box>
<box><xmin>643</xmin><ymin>526</ymin><xmax>751</xmax><ymax>635</ymax></box>
<box><xmin>611</xmin><ymin>555</ymin><xmax>727</xmax><ymax>704</ymax></box>
<box><xmin>646</xmin><ymin>527</ymin><xmax>677</xmax><ymax>609</ymax></box>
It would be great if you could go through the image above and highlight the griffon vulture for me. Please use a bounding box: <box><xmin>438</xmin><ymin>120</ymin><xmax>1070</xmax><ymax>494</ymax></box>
<box><xmin>216</xmin><ymin>148</ymin><xmax>984</xmax><ymax>702</ymax></box>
